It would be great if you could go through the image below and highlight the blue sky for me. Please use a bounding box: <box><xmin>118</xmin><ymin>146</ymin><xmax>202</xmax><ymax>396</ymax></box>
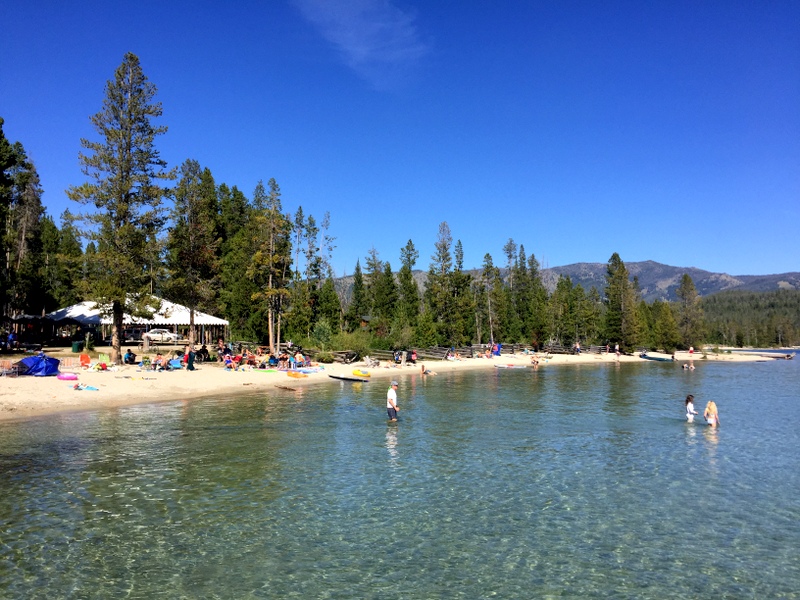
<box><xmin>2</xmin><ymin>0</ymin><xmax>798</xmax><ymax>277</ymax></box>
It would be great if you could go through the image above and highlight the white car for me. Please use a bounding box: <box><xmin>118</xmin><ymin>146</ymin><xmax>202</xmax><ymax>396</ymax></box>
<box><xmin>142</xmin><ymin>329</ymin><xmax>179</xmax><ymax>343</ymax></box>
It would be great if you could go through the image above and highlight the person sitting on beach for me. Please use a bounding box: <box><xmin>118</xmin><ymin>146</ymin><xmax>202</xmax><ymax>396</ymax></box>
<box><xmin>123</xmin><ymin>349</ymin><xmax>137</xmax><ymax>365</ymax></box>
<box><xmin>153</xmin><ymin>353</ymin><xmax>168</xmax><ymax>371</ymax></box>
<box><xmin>409</xmin><ymin>350</ymin><xmax>417</xmax><ymax>365</ymax></box>
<box><xmin>278</xmin><ymin>351</ymin><xmax>289</xmax><ymax>370</ymax></box>
<box><xmin>420</xmin><ymin>364</ymin><xmax>436</xmax><ymax>375</ymax></box>
<box><xmin>223</xmin><ymin>354</ymin><xmax>236</xmax><ymax>370</ymax></box>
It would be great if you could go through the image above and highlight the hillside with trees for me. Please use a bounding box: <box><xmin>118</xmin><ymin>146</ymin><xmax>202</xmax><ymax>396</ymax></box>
<box><xmin>2</xmin><ymin>54</ymin><xmax>797</xmax><ymax>354</ymax></box>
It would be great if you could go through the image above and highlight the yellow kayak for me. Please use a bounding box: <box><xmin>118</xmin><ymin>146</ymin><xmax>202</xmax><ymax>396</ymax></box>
<box><xmin>352</xmin><ymin>369</ymin><xmax>370</xmax><ymax>377</ymax></box>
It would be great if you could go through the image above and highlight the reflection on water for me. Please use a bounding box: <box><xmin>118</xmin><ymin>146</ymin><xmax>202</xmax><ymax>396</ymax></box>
<box><xmin>386</xmin><ymin>425</ymin><xmax>399</xmax><ymax>465</ymax></box>
<box><xmin>1</xmin><ymin>360</ymin><xmax>798</xmax><ymax>598</ymax></box>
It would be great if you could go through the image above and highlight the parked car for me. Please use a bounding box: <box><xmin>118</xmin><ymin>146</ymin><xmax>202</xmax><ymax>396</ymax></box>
<box><xmin>124</xmin><ymin>328</ymin><xmax>146</xmax><ymax>341</ymax></box>
<box><xmin>142</xmin><ymin>329</ymin><xmax>179</xmax><ymax>343</ymax></box>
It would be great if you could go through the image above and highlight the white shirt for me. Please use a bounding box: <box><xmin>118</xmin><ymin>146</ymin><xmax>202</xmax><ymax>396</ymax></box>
<box><xmin>387</xmin><ymin>387</ymin><xmax>398</xmax><ymax>409</ymax></box>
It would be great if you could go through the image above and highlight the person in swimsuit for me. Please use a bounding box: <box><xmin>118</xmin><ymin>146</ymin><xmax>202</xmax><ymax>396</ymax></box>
<box><xmin>704</xmin><ymin>400</ymin><xmax>720</xmax><ymax>428</ymax></box>
<box><xmin>685</xmin><ymin>394</ymin><xmax>698</xmax><ymax>423</ymax></box>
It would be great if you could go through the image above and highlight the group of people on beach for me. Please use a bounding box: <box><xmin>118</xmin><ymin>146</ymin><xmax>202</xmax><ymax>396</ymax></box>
<box><xmin>216</xmin><ymin>339</ymin><xmax>309</xmax><ymax>371</ymax></box>
<box><xmin>685</xmin><ymin>394</ymin><xmax>720</xmax><ymax>427</ymax></box>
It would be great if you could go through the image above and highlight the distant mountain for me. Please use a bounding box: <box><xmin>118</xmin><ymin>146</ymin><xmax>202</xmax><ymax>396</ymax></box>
<box><xmin>334</xmin><ymin>261</ymin><xmax>800</xmax><ymax>304</ymax></box>
<box><xmin>542</xmin><ymin>260</ymin><xmax>800</xmax><ymax>302</ymax></box>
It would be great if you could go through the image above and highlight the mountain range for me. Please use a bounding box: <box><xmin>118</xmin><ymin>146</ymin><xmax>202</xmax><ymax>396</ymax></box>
<box><xmin>336</xmin><ymin>261</ymin><xmax>799</xmax><ymax>304</ymax></box>
<box><xmin>542</xmin><ymin>261</ymin><xmax>800</xmax><ymax>302</ymax></box>
<box><xmin>392</xmin><ymin>261</ymin><xmax>799</xmax><ymax>303</ymax></box>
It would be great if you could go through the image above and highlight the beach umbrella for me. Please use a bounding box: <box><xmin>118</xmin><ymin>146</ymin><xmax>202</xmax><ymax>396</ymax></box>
<box><xmin>16</xmin><ymin>353</ymin><xmax>60</xmax><ymax>377</ymax></box>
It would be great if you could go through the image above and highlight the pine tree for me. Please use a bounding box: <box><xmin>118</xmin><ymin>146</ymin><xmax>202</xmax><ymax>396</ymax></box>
<box><xmin>345</xmin><ymin>260</ymin><xmax>368</xmax><ymax>332</ymax></box>
<box><xmin>676</xmin><ymin>273</ymin><xmax>704</xmax><ymax>348</ymax></box>
<box><xmin>603</xmin><ymin>253</ymin><xmax>640</xmax><ymax>352</ymax></box>
<box><xmin>66</xmin><ymin>53</ymin><xmax>174</xmax><ymax>362</ymax></box>
<box><xmin>397</xmin><ymin>239</ymin><xmax>420</xmax><ymax>327</ymax></box>
<box><xmin>527</xmin><ymin>253</ymin><xmax>549</xmax><ymax>350</ymax></box>
<box><xmin>424</xmin><ymin>222</ymin><xmax>454</xmax><ymax>344</ymax></box>
<box><xmin>246</xmin><ymin>179</ymin><xmax>292</xmax><ymax>351</ymax></box>
<box><xmin>165</xmin><ymin>160</ymin><xmax>220</xmax><ymax>345</ymax></box>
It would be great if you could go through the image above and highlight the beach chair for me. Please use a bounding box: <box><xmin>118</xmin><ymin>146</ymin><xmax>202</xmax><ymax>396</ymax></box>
<box><xmin>0</xmin><ymin>359</ymin><xmax>19</xmax><ymax>377</ymax></box>
<box><xmin>98</xmin><ymin>352</ymin><xmax>112</xmax><ymax>365</ymax></box>
<box><xmin>60</xmin><ymin>357</ymin><xmax>79</xmax><ymax>372</ymax></box>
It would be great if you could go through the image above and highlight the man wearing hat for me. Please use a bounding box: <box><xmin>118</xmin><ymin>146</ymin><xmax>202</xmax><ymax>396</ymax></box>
<box><xmin>387</xmin><ymin>381</ymin><xmax>400</xmax><ymax>422</ymax></box>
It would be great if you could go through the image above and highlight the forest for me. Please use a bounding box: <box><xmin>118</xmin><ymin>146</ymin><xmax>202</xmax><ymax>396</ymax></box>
<box><xmin>2</xmin><ymin>54</ymin><xmax>798</xmax><ymax>360</ymax></box>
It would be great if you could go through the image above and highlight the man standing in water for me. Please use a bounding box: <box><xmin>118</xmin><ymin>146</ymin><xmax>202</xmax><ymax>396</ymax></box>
<box><xmin>387</xmin><ymin>381</ymin><xmax>400</xmax><ymax>422</ymax></box>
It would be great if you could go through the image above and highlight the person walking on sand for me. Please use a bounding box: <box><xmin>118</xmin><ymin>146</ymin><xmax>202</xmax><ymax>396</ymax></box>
<box><xmin>704</xmin><ymin>400</ymin><xmax>720</xmax><ymax>428</ymax></box>
<box><xmin>387</xmin><ymin>381</ymin><xmax>400</xmax><ymax>422</ymax></box>
<box><xmin>685</xmin><ymin>394</ymin><xmax>698</xmax><ymax>423</ymax></box>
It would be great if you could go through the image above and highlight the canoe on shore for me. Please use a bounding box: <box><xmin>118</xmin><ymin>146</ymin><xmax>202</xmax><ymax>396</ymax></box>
<box><xmin>639</xmin><ymin>354</ymin><xmax>674</xmax><ymax>362</ymax></box>
<box><xmin>329</xmin><ymin>374</ymin><xmax>370</xmax><ymax>383</ymax></box>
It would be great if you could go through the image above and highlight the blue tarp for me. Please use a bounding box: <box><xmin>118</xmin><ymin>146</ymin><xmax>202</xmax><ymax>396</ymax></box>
<box><xmin>16</xmin><ymin>354</ymin><xmax>61</xmax><ymax>377</ymax></box>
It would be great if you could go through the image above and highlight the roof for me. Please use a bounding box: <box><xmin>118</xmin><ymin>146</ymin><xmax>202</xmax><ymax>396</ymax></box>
<box><xmin>45</xmin><ymin>298</ymin><xmax>229</xmax><ymax>326</ymax></box>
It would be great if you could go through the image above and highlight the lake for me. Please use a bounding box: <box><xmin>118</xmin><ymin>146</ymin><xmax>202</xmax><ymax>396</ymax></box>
<box><xmin>1</xmin><ymin>359</ymin><xmax>798</xmax><ymax>598</ymax></box>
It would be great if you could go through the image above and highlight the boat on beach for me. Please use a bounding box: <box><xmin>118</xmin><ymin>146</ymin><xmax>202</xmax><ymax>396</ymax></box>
<box><xmin>329</xmin><ymin>374</ymin><xmax>370</xmax><ymax>383</ymax></box>
<box><xmin>639</xmin><ymin>353</ymin><xmax>674</xmax><ymax>362</ymax></box>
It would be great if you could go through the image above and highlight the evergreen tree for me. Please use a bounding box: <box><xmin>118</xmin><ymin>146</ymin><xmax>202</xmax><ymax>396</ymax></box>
<box><xmin>397</xmin><ymin>239</ymin><xmax>420</xmax><ymax>327</ymax></box>
<box><xmin>373</xmin><ymin>261</ymin><xmax>398</xmax><ymax>322</ymax></box>
<box><xmin>66</xmin><ymin>52</ymin><xmax>174</xmax><ymax>362</ymax></box>
<box><xmin>480</xmin><ymin>253</ymin><xmax>501</xmax><ymax>345</ymax></box>
<box><xmin>450</xmin><ymin>240</ymin><xmax>475</xmax><ymax>345</ymax></box>
<box><xmin>0</xmin><ymin>118</ymin><xmax>19</xmax><ymax>313</ymax></box>
<box><xmin>652</xmin><ymin>300</ymin><xmax>681</xmax><ymax>352</ymax></box>
<box><xmin>345</xmin><ymin>260</ymin><xmax>368</xmax><ymax>332</ymax></box>
<box><xmin>217</xmin><ymin>183</ymin><xmax>249</xmax><ymax>253</ymax></box>
<box><xmin>165</xmin><ymin>159</ymin><xmax>221</xmax><ymax>345</ymax></box>
<box><xmin>512</xmin><ymin>245</ymin><xmax>533</xmax><ymax>342</ymax></box>
<box><xmin>5</xmin><ymin>142</ymin><xmax>46</xmax><ymax>315</ymax></box>
<box><xmin>547</xmin><ymin>276</ymin><xmax>574</xmax><ymax>345</ymax></box>
<box><xmin>246</xmin><ymin>179</ymin><xmax>292</xmax><ymax>351</ymax></box>
<box><xmin>317</xmin><ymin>277</ymin><xmax>342</xmax><ymax>331</ymax></box>
<box><xmin>676</xmin><ymin>273</ymin><xmax>704</xmax><ymax>348</ymax></box>
<box><xmin>603</xmin><ymin>253</ymin><xmax>640</xmax><ymax>351</ymax></box>
<box><xmin>527</xmin><ymin>253</ymin><xmax>549</xmax><ymax>350</ymax></box>
<box><xmin>424</xmin><ymin>222</ymin><xmax>454</xmax><ymax>344</ymax></box>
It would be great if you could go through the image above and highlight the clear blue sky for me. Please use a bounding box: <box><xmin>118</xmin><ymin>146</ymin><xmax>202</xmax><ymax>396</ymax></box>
<box><xmin>2</xmin><ymin>1</ymin><xmax>798</xmax><ymax>277</ymax></box>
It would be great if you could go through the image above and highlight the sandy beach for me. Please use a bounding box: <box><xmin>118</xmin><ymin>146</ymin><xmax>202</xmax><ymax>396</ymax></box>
<box><xmin>0</xmin><ymin>349</ymin><xmax>770</xmax><ymax>423</ymax></box>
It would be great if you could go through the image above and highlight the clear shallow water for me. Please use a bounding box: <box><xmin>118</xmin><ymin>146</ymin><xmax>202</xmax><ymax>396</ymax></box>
<box><xmin>1</xmin><ymin>360</ymin><xmax>798</xmax><ymax>599</ymax></box>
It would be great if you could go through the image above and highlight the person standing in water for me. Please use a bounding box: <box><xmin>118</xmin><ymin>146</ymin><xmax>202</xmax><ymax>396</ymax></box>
<box><xmin>387</xmin><ymin>381</ymin><xmax>400</xmax><ymax>422</ymax></box>
<box><xmin>704</xmin><ymin>400</ymin><xmax>720</xmax><ymax>428</ymax></box>
<box><xmin>685</xmin><ymin>394</ymin><xmax>698</xmax><ymax>423</ymax></box>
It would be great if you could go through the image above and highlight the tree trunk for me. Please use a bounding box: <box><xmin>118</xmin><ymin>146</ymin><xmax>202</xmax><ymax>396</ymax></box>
<box><xmin>112</xmin><ymin>299</ymin><xmax>123</xmax><ymax>364</ymax></box>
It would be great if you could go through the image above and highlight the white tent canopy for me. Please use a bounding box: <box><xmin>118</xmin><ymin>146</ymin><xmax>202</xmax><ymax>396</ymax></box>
<box><xmin>46</xmin><ymin>298</ymin><xmax>228</xmax><ymax>327</ymax></box>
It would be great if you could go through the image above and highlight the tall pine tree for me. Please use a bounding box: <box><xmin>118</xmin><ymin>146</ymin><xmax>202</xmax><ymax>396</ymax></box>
<box><xmin>67</xmin><ymin>53</ymin><xmax>174</xmax><ymax>362</ymax></box>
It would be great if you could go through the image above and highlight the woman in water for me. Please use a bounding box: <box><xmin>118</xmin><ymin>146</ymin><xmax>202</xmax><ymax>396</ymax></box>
<box><xmin>685</xmin><ymin>394</ymin><xmax>698</xmax><ymax>423</ymax></box>
<box><xmin>703</xmin><ymin>400</ymin><xmax>720</xmax><ymax>428</ymax></box>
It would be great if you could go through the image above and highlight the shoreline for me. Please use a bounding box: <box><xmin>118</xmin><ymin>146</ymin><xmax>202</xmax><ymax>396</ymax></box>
<box><xmin>0</xmin><ymin>349</ymin><xmax>777</xmax><ymax>423</ymax></box>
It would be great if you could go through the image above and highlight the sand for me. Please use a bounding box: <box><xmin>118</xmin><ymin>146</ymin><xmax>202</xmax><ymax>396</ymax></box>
<box><xmin>0</xmin><ymin>349</ymin><xmax>768</xmax><ymax>423</ymax></box>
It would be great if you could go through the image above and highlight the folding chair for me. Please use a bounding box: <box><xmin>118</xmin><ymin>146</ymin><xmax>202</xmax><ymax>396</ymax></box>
<box><xmin>0</xmin><ymin>359</ymin><xmax>19</xmax><ymax>377</ymax></box>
